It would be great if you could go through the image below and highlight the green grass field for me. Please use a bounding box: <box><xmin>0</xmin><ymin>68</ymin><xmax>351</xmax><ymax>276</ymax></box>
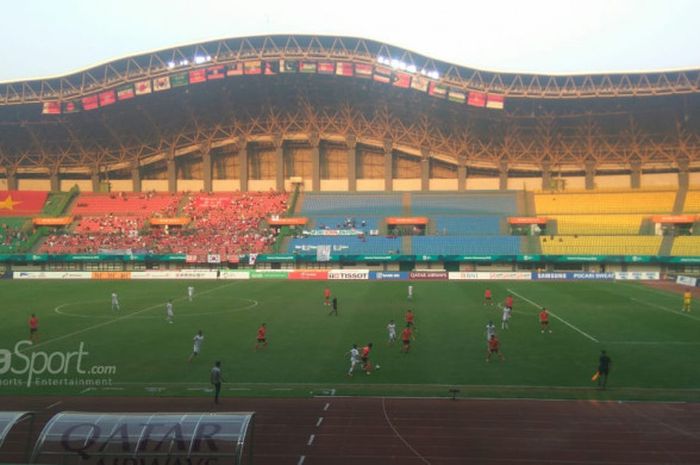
<box><xmin>1</xmin><ymin>279</ymin><xmax>699</xmax><ymax>401</ymax></box>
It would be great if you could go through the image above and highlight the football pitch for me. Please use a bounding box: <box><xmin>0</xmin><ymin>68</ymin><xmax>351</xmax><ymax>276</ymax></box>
<box><xmin>1</xmin><ymin>279</ymin><xmax>699</xmax><ymax>402</ymax></box>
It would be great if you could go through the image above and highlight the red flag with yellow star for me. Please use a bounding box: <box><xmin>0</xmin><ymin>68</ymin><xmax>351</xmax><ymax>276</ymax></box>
<box><xmin>0</xmin><ymin>191</ymin><xmax>47</xmax><ymax>216</ymax></box>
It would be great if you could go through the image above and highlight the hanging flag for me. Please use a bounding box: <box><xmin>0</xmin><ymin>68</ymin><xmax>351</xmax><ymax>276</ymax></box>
<box><xmin>207</xmin><ymin>254</ymin><xmax>221</xmax><ymax>264</ymax></box>
<box><xmin>373</xmin><ymin>66</ymin><xmax>392</xmax><ymax>84</ymax></box>
<box><xmin>62</xmin><ymin>100</ymin><xmax>81</xmax><ymax>113</ymax></box>
<box><xmin>82</xmin><ymin>95</ymin><xmax>99</xmax><ymax>110</ymax></box>
<box><xmin>428</xmin><ymin>82</ymin><xmax>447</xmax><ymax>98</ymax></box>
<box><xmin>316</xmin><ymin>245</ymin><xmax>331</xmax><ymax>262</ymax></box>
<box><xmin>153</xmin><ymin>76</ymin><xmax>171</xmax><ymax>91</ymax></box>
<box><xmin>264</xmin><ymin>61</ymin><xmax>279</xmax><ymax>75</ymax></box>
<box><xmin>467</xmin><ymin>91</ymin><xmax>487</xmax><ymax>107</ymax></box>
<box><xmin>41</xmin><ymin>101</ymin><xmax>61</xmax><ymax>114</ymax></box>
<box><xmin>392</xmin><ymin>71</ymin><xmax>411</xmax><ymax>89</ymax></box>
<box><xmin>226</xmin><ymin>62</ymin><xmax>243</xmax><ymax>76</ymax></box>
<box><xmin>411</xmin><ymin>76</ymin><xmax>430</xmax><ymax>92</ymax></box>
<box><xmin>244</xmin><ymin>60</ymin><xmax>262</xmax><ymax>75</ymax></box>
<box><xmin>170</xmin><ymin>72</ymin><xmax>189</xmax><ymax>88</ymax></box>
<box><xmin>486</xmin><ymin>93</ymin><xmax>505</xmax><ymax>110</ymax></box>
<box><xmin>300</xmin><ymin>62</ymin><xmax>317</xmax><ymax>73</ymax></box>
<box><xmin>116</xmin><ymin>84</ymin><xmax>135</xmax><ymax>100</ymax></box>
<box><xmin>280</xmin><ymin>60</ymin><xmax>299</xmax><ymax>73</ymax></box>
<box><xmin>354</xmin><ymin>63</ymin><xmax>372</xmax><ymax>78</ymax></box>
<box><xmin>248</xmin><ymin>253</ymin><xmax>258</xmax><ymax>265</ymax></box>
<box><xmin>189</xmin><ymin>69</ymin><xmax>207</xmax><ymax>84</ymax></box>
<box><xmin>99</xmin><ymin>89</ymin><xmax>116</xmax><ymax>106</ymax></box>
<box><xmin>448</xmin><ymin>88</ymin><xmax>467</xmax><ymax>104</ymax></box>
<box><xmin>317</xmin><ymin>62</ymin><xmax>335</xmax><ymax>74</ymax></box>
<box><xmin>335</xmin><ymin>62</ymin><xmax>354</xmax><ymax>77</ymax></box>
<box><xmin>135</xmin><ymin>80</ymin><xmax>152</xmax><ymax>95</ymax></box>
<box><xmin>206</xmin><ymin>65</ymin><xmax>225</xmax><ymax>80</ymax></box>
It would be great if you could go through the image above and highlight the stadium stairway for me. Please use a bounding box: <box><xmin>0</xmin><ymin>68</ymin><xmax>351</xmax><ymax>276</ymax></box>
<box><xmin>402</xmin><ymin>235</ymin><xmax>412</xmax><ymax>254</ymax></box>
<box><xmin>402</xmin><ymin>192</ymin><xmax>411</xmax><ymax>216</ymax></box>
<box><xmin>660</xmin><ymin>235</ymin><xmax>675</xmax><ymax>256</ymax></box>
<box><xmin>673</xmin><ymin>185</ymin><xmax>688</xmax><ymax>214</ymax></box>
<box><xmin>522</xmin><ymin>190</ymin><xmax>535</xmax><ymax>216</ymax></box>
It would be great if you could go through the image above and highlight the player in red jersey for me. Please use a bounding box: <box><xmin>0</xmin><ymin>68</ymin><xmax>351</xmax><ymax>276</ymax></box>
<box><xmin>255</xmin><ymin>323</ymin><xmax>268</xmax><ymax>350</ymax></box>
<box><xmin>504</xmin><ymin>294</ymin><xmax>513</xmax><ymax>310</ymax></box>
<box><xmin>539</xmin><ymin>308</ymin><xmax>552</xmax><ymax>333</ymax></box>
<box><xmin>405</xmin><ymin>309</ymin><xmax>415</xmax><ymax>329</ymax></box>
<box><xmin>323</xmin><ymin>287</ymin><xmax>331</xmax><ymax>306</ymax></box>
<box><xmin>28</xmin><ymin>313</ymin><xmax>39</xmax><ymax>344</ymax></box>
<box><xmin>400</xmin><ymin>325</ymin><xmax>413</xmax><ymax>353</ymax></box>
<box><xmin>483</xmin><ymin>288</ymin><xmax>494</xmax><ymax>307</ymax></box>
<box><xmin>361</xmin><ymin>343</ymin><xmax>373</xmax><ymax>374</ymax></box>
<box><xmin>486</xmin><ymin>334</ymin><xmax>504</xmax><ymax>362</ymax></box>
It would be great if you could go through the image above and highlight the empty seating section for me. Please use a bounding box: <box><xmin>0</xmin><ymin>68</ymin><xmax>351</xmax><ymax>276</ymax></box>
<box><xmin>535</xmin><ymin>191</ymin><xmax>675</xmax><ymax>214</ymax></box>
<box><xmin>412</xmin><ymin>236</ymin><xmax>520</xmax><ymax>255</ymax></box>
<box><xmin>311</xmin><ymin>217</ymin><xmax>380</xmax><ymax>231</ymax></box>
<box><xmin>71</xmin><ymin>192</ymin><xmax>181</xmax><ymax>217</ymax></box>
<box><xmin>553</xmin><ymin>215</ymin><xmax>645</xmax><ymax>235</ymax></box>
<box><xmin>301</xmin><ymin>193</ymin><xmax>402</xmax><ymax>216</ymax></box>
<box><xmin>684</xmin><ymin>191</ymin><xmax>700</xmax><ymax>213</ymax></box>
<box><xmin>540</xmin><ymin>236</ymin><xmax>662</xmax><ymax>255</ymax></box>
<box><xmin>412</xmin><ymin>193</ymin><xmax>517</xmax><ymax>215</ymax></box>
<box><xmin>671</xmin><ymin>237</ymin><xmax>700</xmax><ymax>256</ymax></box>
<box><xmin>289</xmin><ymin>236</ymin><xmax>401</xmax><ymax>255</ymax></box>
<box><xmin>0</xmin><ymin>218</ymin><xmax>29</xmax><ymax>252</ymax></box>
<box><xmin>433</xmin><ymin>216</ymin><xmax>501</xmax><ymax>235</ymax></box>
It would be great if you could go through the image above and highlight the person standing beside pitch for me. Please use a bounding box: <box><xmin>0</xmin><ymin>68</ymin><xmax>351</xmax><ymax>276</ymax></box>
<box><xmin>210</xmin><ymin>361</ymin><xmax>224</xmax><ymax>404</ymax></box>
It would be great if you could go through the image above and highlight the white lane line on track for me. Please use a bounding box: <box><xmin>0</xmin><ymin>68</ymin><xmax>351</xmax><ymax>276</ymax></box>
<box><xmin>323</xmin><ymin>402</ymin><xmax>330</xmax><ymax>411</ymax></box>
<box><xmin>30</xmin><ymin>282</ymin><xmax>238</xmax><ymax>351</ymax></box>
<box><xmin>307</xmin><ymin>434</ymin><xmax>315</xmax><ymax>446</ymax></box>
<box><xmin>297</xmin><ymin>456</ymin><xmax>305</xmax><ymax>465</ymax></box>
<box><xmin>316</xmin><ymin>417</ymin><xmax>324</xmax><ymax>427</ymax></box>
<box><xmin>44</xmin><ymin>401</ymin><xmax>62</xmax><ymax>410</ymax></box>
<box><xmin>507</xmin><ymin>288</ymin><xmax>599</xmax><ymax>343</ymax></box>
<box><xmin>382</xmin><ymin>397</ymin><xmax>432</xmax><ymax>465</ymax></box>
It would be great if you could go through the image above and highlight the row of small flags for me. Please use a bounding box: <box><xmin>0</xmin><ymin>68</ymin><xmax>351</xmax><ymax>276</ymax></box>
<box><xmin>42</xmin><ymin>60</ymin><xmax>505</xmax><ymax>115</ymax></box>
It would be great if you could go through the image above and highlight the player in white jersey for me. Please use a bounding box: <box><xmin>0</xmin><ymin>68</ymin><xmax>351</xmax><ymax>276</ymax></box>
<box><xmin>346</xmin><ymin>344</ymin><xmax>361</xmax><ymax>376</ymax></box>
<box><xmin>486</xmin><ymin>321</ymin><xmax>496</xmax><ymax>342</ymax></box>
<box><xmin>111</xmin><ymin>292</ymin><xmax>120</xmax><ymax>311</ymax></box>
<box><xmin>501</xmin><ymin>306</ymin><xmax>512</xmax><ymax>330</ymax></box>
<box><xmin>188</xmin><ymin>330</ymin><xmax>204</xmax><ymax>362</ymax></box>
<box><xmin>407</xmin><ymin>285</ymin><xmax>414</xmax><ymax>300</ymax></box>
<box><xmin>387</xmin><ymin>320</ymin><xmax>397</xmax><ymax>344</ymax></box>
<box><xmin>187</xmin><ymin>286</ymin><xmax>194</xmax><ymax>302</ymax></box>
<box><xmin>166</xmin><ymin>299</ymin><xmax>174</xmax><ymax>324</ymax></box>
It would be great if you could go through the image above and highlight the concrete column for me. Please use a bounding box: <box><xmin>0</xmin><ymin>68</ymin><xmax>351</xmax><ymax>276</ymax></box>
<box><xmin>131</xmin><ymin>164</ymin><xmax>142</xmax><ymax>193</ymax></box>
<box><xmin>678</xmin><ymin>157</ymin><xmax>690</xmax><ymax>189</ymax></box>
<box><xmin>457</xmin><ymin>155</ymin><xmax>467</xmax><ymax>192</ymax></box>
<box><xmin>201</xmin><ymin>143</ymin><xmax>212</xmax><ymax>193</ymax></box>
<box><xmin>6</xmin><ymin>168</ymin><xmax>17</xmax><ymax>191</ymax></box>
<box><xmin>498</xmin><ymin>161</ymin><xmax>508</xmax><ymax>191</ymax></box>
<box><xmin>310</xmin><ymin>133</ymin><xmax>320</xmax><ymax>192</ymax></box>
<box><xmin>630</xmin><ymin>160</ymin><xmax>642</xmax><ymax>189</ymax></box>
<box><xmin>167</xmin><ymin>155</ymin><xmax>177</xmax><ymax>193</ymax></box>
<box><xmin>541</xmin><ymin>161</ymin><xmax>552</xmax><ymax>190</ymax></box>
<box><xmin>420</xmin><ymin>147</ymin><xmax>430</xmax><ymax>192</ymax></box>
<box><xmin>584</xmin><ymin>160</ymin><xmax>596</xmax><ymax>190</ymax></box>
<box><xmin>238</xmin><ymin>141</ymin><xmax>248</xmax><ymax>192</ymax></box>
<box><xmin>49</xmin><ymin>167</ymin><xmax>60</xmax><ymax>192</ymax></box>
<box><xmin>91</xmin><ymin>168</ymin><xmax>100</xmax><ymax>193</ymax></box>
<box><xmin>383</xmin><ymin>139</ymin><xmax>393</xmax><ymax>192</ymax></box>
<box><xmin>274</xmin><ymin>135</ymin><xmax>284</xmax><ymax>192</ymax></box>
<box><xmin>346</xmin><ymin>135</ymin><xmax>357</xmax><ymax>192</ymax></box>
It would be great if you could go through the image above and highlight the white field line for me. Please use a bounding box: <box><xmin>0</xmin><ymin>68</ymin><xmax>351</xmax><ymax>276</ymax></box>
<box><xmin>29</xmin><ymin>282</ymin><xmax>238</xmax><ymax>351</ymax></box>
<box><xmin>630</xmin><ymin>297</ymin><xmax>700</xmax><ymax>323</ymax></box>
<box><xmin>507</xmin><ymin>288</ymin><xmax>600</xmax><ymax>343</ymax></box>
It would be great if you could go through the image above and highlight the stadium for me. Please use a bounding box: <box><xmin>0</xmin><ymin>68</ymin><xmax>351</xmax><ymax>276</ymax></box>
<box><xmin>1</xmin><ymin>33</ymin><xmax>699</xmax><ymax>464</ymax></box>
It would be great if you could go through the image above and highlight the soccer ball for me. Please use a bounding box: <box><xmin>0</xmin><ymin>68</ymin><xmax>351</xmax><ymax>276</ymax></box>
<box><xmin>375</xmin><ymin>364</ymin><xmax>381</xmax><ymax>369</ymax></box>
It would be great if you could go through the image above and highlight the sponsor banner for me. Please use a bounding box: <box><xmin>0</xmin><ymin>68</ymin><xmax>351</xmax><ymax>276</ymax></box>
<box><xmin>676</xmin><ymin>275</ymin><xmax>698</xmax><ymax>287</ymax></box>
<box><xmin>614</xmin><ymin>271</ymin><xmax>660</xmax><ymax>281</ymax></box>
<box><xmin>409</xmin><ymin>271</ymin><xmax>448</xmax><ymax>281</ymax></box>
<box><xmin>304</xmin><ymin>229</ymin><xmax>363</xmax><ymax>236</ymax></box>
<box><xmin>651</xmin><ymin>215</ymin><xmax>697</xmax><ymax>224</ymax></box>
<box><xmin>131</xmin><ymin>271</ymin><xmax>218</xmax><ymax>280</ymax></box>
<box><xmin>250</xmin><ymin>270</ymin><xmax>290</xmax><ymax>279</ymax></box>
<box><xmin>253</xmin><ymin>254</ymin><xmax>297</xmax><ymax>262</ymax></box>
<box><xmin>448</xmin><ymin>271</ymin><xmax>532</xmax><ymax>280</ymax></box>
<box><xmin>327</xmin><ymin>269</ymin><xmax>369</xmax><ymax>280</ymax></box>
<box><xmin>218</xmin><ymin>271</ymin><xmax>250</xmax><ymax>280</ymax></box>
<box><xmin>32</xmin><ymin>217</ymin><xmax>73</xmax><ymax>226</ymax></box>
<box><xmin>13</xmin><ymin>271</ymin><xmax>91</xmax><ymax>280</ymax></box>
<box><xmin>369</xmin><ymin>271</ymin><xmax>409</xmax><ymax>281</ymax></box>
<box><xmin>91</xmin><ymin>271</ymin><xmax>132</xmax><ymax>280</ymax></box>
<box><xmin>150</xmin><ymin>217</ymin><xmax>191</xmax><ymax>226</ymax></box>
<box><xmin>288</xmin><ymin>270</ymin><xmax>329</xmax><ymax>280</ymax></box>
<box><xmin>508</xmin><ymin>217</ymin><xmax>548</xmax><ymax>224</ymax></box>
<box><xmin>267</xmin><ymin>217</ymin><xmax>308</xmax><ymax>226</ymax></box>
<box><xmin>532</xmin><ymin>272</ymin><xmax>615</xmax><ymax>281</ymax></box>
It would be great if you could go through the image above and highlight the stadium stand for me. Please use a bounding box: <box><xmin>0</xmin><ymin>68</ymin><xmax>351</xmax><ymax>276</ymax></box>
<box><xmin>684</xmin><ymin>191</ymin><xmax>700</xmax><ymax>213</ymax></box>
<box><xmin>0</xmin><ymin>218</ymin><xmax>30</xmax><ymax>253</ymax></box>
<box><xmin>535</xmin><ymin>191</ymin><xmax>676</xmax><ymax>214</ymax></box>
<box><xmin>412</xmin><ymin>193</ymin><xmax>517</xmax><ymax>215</ymax></box>
<box><xmin>310</xmin><ymin>216</ymin><xmax>381</xmax><ymax>231</ymax></box>
<box><xmin>71</xmin><ymin>192</ymin><xmax>182</xmax><ymax>217</ymax></box>
<box><xmin>670</xmin><ymin>236</ymin><xmax>700</xmax><ymax>256</ymax></box>
<box><xmin>432</xmin><ymin>216</ymin><xmax>501</xmax><ymax>235</ymax></box>
<box><xmin>301</xmin><ymin>193</ymin><xmax>402</xmax><ymax>216</ymax></box>
<box><xmin>552</xmin><ymin>215</ymin><xmax>645</xmax><ymax>235</ymax></box>
<box><xmin>540</xmin><ymin>236</ymin><xmax>662</xmax><ymax>255</ymax></box>
<box><xmin>289</xmin><ymin>235</ymin><xmax>402</xmax><ymax>255</ymax></box>
<box><xmin>412</xmin><ymin>236</ymin><xmax>521</xmax><ymax>255</ymax></box>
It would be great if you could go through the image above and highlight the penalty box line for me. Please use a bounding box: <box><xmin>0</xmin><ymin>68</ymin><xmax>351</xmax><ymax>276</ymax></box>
<box><xmin>31</xmin><ymin>281</ymin><xmax>239</xmax><ymax>352</ymax></box>
<box><xmin>507</xmin><ymin>288</ymin><xmax>600</xmax><ymax>343</ymax></box>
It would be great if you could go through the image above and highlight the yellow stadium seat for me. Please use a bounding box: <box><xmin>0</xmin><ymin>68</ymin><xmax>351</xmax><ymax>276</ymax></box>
<box><xmin>535</xmin><ymin>191</ymin><xmax>675</xmax><ymax>214</ymax></box>
<box><xmin>670</xmin><ymin>236</ymin><xmax>700</xmax><ymax>256</ymax></box>
<box><xmin>684</xmin><ymin>191</ymin><xmax>700</xmax><ymax>213</ymax></box>
<box><xmin>553</xmin><ymin>215</ymin><xmax>645</xmax><ymax>234</ymax></box>
<box><xmin>540</xmin><ymin>236</ymin><xmax>662</xmax><ymax>255</ymax></box>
